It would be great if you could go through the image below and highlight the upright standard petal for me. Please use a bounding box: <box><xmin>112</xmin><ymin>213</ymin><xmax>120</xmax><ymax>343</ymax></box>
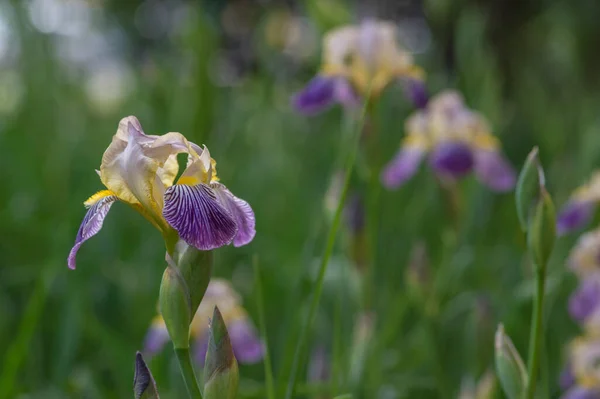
<box><xmin>558</xmin><ymin>200</ymin><xmax>596</xmax><ymax>235</ymax></box>
<box><xmin>212</xmin><ymin>183</ymin><xmax>256</xmax><ymax>247</ymax></box>
<box><xmin>163</xmin><ymin>184</ymin><xmax>238</xmax><ymax>250</ymax></box>
<box><xmin>68</xmin><ymin>191</ymin><xmax>118</xmax><ymax>270</ymax></box>
<box><xmin>381</xmin><ymin>146</ymin><xmax>425</xmax><ymax>189</ymax></box>
<box><xmin>473</xmin><ymin>149</ymin><xmax>516</xmax><ymax>192</ymax></box>
<box><xmin>228</xmin><ymin>318</ymin><xmax>264</xmax><ymax>364</ymax></box>
<box><xmin>291</xmin><ymin>75</ymin><xmax>338</xmax><ymax>115</ymax></box>
<box><xmin>429</xmin><ymin>141</ymin><xmax>474</xmax><ymax>178</ymax></box>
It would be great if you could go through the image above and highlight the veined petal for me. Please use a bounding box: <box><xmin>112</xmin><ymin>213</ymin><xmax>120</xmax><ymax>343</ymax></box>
<box><xmin>68</xmin><ymin>191</ymin><xmax>118</xmax><ymax>270</ymax></box>
<box><xmin>163</xmin><ymin>184</ymin><xmax>237</xmax><ymax>250</ymax></box>
<box><xmin>381</xmin><ymin>145</ymin><xmax>425</xmax><ymax>189</ymax></box>
<box><xmin>212</xmin><ymin>183</ymin><xmax>256</xmax><ymax>247</ymax></box>
<box><xmin>292</xmin><ymin>75</ymin><xmax>338</xmax><ymax>115</ymax></box>
<box><xmin>473</xmin><ymin>149</ymin><xmax>516</xmax><ymax>192</ymax></box>
<box><xmin>228</xmin><ymin>318</ymin><xmax>264</xmax><ymax>364</ymax></box>
<box><xmin>558</xmin><ymin>200</ymin><xmax>596</xmax><ymax>235</ymax></box>
<box><xmin>429</xmin><ymin>141</ymin><xmax>474</xmax><ymax>178</ymax></box>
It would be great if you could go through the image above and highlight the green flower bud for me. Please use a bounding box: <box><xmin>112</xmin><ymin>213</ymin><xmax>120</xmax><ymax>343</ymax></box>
<box><xmin>528</xmin><ymin>188</ymin><xmax>556</xmax><ymax>270</ymax></box>
<box><xmin>495</xmin><ymin>324</ymin><xmax>527</xmax><ymax>399</ymax></box>
<box><xmin>133</xmin><ymin>352</ymin><xmax>160</xmax><ymax>399</ymax></box>
<box><xmin>515</xmin><ymin>147</ymin><xmax>543</xmax><ymax>231</ymax></box>
<box><xmin>204</xmin><ymin>306</ymin><xmax>239</xmax><ymax>399</ymax></box>
<box><xmin>159</xmin><ymin>265</ymin><xmax>191</xmax><ymax>349</ymax></box>
<box><xmin>158</xmin><ymin>241</ymin><xmax>214</xmax><ymax>349</ymax></box>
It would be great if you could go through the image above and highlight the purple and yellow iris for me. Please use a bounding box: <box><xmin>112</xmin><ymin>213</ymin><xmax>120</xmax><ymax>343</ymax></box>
<box><xmin>557</xmin><ymin>173</ymin><xmax>600</xmax><ymax>235</ymax></box>
<box><xmin>144</xmin><ymin>279</ymin><xmax>264</xmax><ymax>365</ymax></box>
<box><xmin>561</xmin><ymin>338</ymin><xmax>600</xmax><ymax>399</ymax></box>
<box><xmin>292</xmin><ymin>20</ymin><xmax>426</xmax><ymax>114</ymax></box>
<box><xmin>67</xmin><ymin>116</ymin><xmax>255</xmax><ymax>269</ymax></box>
<box><xmin>381</xmin><ymin>90</ymin><xmax>516</xmax><ymax>191</ymax></box>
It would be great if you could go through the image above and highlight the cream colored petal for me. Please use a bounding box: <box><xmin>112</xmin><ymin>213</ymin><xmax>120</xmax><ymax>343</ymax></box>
<box><xmin>100</xmin><ymin>117</ymin><xmax>165</xmax><ymax>229</ymax></box>
<box><xmin>323</xmin><ymin>25</ymin><xmax>358</xmax><ymax>67</ymax></box>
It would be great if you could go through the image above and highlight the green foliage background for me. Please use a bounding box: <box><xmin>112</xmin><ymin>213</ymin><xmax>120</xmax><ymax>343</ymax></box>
<box><xmin>0</xmin><ymin>0</ymin><xmax>597</xmax><ymax>397</ymax></box>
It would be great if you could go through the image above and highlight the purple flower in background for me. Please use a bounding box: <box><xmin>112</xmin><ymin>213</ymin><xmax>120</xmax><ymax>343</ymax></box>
<box><xmin>292</xmin><ymin>20</ymin><xmax>425</xmax><ymax>115</ymax></box>
<box><xmin>67</xmin><ymin>116</ymin><xmax>255</xmax><ymax>270</ymax></box>
<box><xmin>569</xmin><ymin>278</ymin><xmax>600</xmax><ymax>324</ymax></box>
<box><xmin>381</xmin><ymin>90</ymin><xmax>516</xmax><ymax>191</ymax></box>
<box><xmin>557</xmin><ymin>173</ymin><xmax>600</xmax><ymax>235</ymax></box>
<box><xmin>144</xmin><ymin>279</ymin><xmax>264</xmax><ymax>366</ymax></box>
<box><xmin>568</xmin><ymin>229</ymin><xmax>600</xmax><ymax>279</ymax></box>
<box><xmin>560</xmin><ymin>338</ymin><xmax>600</xmax><ymax>399</ymax></box>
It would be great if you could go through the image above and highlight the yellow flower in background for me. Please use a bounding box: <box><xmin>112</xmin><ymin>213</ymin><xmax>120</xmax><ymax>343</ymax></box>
<box><xmin>292</xmin><ymin>19</ymin><xmax>427</xmax><ymax>115</ymax></box>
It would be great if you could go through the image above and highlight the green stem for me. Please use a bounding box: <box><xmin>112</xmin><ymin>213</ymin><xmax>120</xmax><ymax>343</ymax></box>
<box><xmin>175</xmin><ymin>348</ymin><xmax>203</xmax><ymax>399</ymax></box>
<box><xmin>284</xmin><ymin>92</ymin><xmax>372</xmax><ymax>399</ymax></box>
<box><xmin>525</xmin><ymin>269</ymin><xmax>546</xmax><ymax>399</ymax></box>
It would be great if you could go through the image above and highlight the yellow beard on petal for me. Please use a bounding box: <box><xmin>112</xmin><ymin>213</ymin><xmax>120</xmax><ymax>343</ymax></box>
<box><xmin>84</xmin><ymin>190</ymin><xmax>117</xmax><ymax>207</ymax></box>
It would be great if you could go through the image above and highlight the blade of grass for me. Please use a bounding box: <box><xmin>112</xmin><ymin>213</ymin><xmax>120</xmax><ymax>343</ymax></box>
<box><xmin>284</xmin><ymin>91</ymin><xmax>372</xmax><ymax>399</ymax></box>
<box><xmin>253</xmin><ymin>256</ymin><xmax>276</xmax><ymax>399</ymax></box>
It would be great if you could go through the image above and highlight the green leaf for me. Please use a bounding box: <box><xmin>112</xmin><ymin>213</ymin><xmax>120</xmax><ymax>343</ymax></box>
<box><xmin>495</xmin><ymin>325</ymin><xmax>528</xmax><ymax>399</ymax></box>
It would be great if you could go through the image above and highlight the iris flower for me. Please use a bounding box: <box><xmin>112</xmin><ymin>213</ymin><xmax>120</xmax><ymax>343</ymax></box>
<box><xmin>567</xmin><ymin>229</ymin><xmax>600</xmax><ymax>279</ymax></box>
<box><xmin>292</xmin><ymin>19</ymin><xmax>426</xmax><ymax>115</ymax></box>
<box><xmin>381</xmin><ymin>90</ymin><xmax>516</xmax><ymax>191</ymax></box>
<box><xmin>560</xmin><ymin>338</ymin><xmax>600</xmax><ymax>399</ymax></box>
<box><xmin>144</xmin><ymin>278</ymin><xmax>264</xmax><ymax>365</ymax></box>
<box><xmin>67</xmin><ymin>116</ymin><xmax>255</xmax><ymax>269</ymax></box>
<box><xmin>557</xmin><ymin>172</ymin><xmax>600</xmax><ymax>235</ymax></box>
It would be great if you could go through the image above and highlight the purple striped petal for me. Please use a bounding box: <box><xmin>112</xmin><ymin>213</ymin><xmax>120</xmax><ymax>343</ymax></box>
<box><xmin>67</xmin><ymin>193</ymin><xmax>118</xmax><ymax>270</ymax></box>
<box><xmin>558</xmin><ymin>200</ymin><xmax>596</xmax><ymax>235</ymax></box>
<box><xmin>473</xmin><ymin>149</ymin><xmax>516</xmax><ymax>192</ymax></box>
<box><xmin>562</xmin><ymin>387</ymin><xmax>600</xmax><ymax>399</ymax></box>
<box><xmin>568</xmin><ymin>279</ymin><xmax>600</xmax><ymax>324</ymax></box>
<box><xmin>212</xmin><ymin>183</ymin><xmax>256</xmax><ymax>247</ymax></box>
<box><xmin>381</xmin><ymin>146</ymin><xmax>425</xmax><ymax>189</ymax></box>
<box><xmin>429</xmin><ymin>142</ymin><xmax>474</xmax><ymax>178</ymax></box>
<box><xmin>292</xmin><ymin>75</ymin><xmax>337</xmax><ymax>115</ymax></box>
<box><xmin>163</xmin><ymin>184</ymin><xmax>238</xmax><ymax>251</ymax></box>
<box><xmin>228</xmin><ymin>318</ymin><xmax>264</xmax><ymax>364</ymax></box>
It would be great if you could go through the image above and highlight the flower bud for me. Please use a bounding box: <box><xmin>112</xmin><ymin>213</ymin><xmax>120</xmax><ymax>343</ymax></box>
<box><xmin>495</xmin><ymin>324</ymin><xmax>528</xmax><ymax>399</ymax></box>
<box><xmin>528</xmin><ymin>188</ymin><xmax>556</xmax><ymax>269</ymax></box>
<box><xmin>204</xmin><ymin>306</ymin><xmax>239</xmax><ymax>399</ymax></box>
<box><xmin>134</xmin><ymin>352</ymin><xmax>160</xmax><ymax>399</ymax></box>
<box><xmin>515</xmin><ymin>147</ymin><xmax>542</xmax><ymax>230</ymax></box>
<box><xmin>159</xmin><ymin>265</ymin><xmax>191</xmax><ymax>349</ymax></box>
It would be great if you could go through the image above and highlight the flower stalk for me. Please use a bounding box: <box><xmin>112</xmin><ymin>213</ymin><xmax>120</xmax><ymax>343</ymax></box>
<box><xmin>175</xmin><ymin>348</ymin><xmax>203</xmax><ymax>399</ymax></box>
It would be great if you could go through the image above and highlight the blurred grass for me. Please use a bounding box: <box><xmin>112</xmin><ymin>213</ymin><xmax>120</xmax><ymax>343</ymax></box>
<box><xmin>0</xmin><ymin>0</ymin><xmax>598</xmax><ymax>398</ymax></box>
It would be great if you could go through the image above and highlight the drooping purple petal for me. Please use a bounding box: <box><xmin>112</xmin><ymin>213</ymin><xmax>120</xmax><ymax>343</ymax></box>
<box><xmin>194</xmin><ymin>333</ymin><xmax>210</xmax><ymax>366</ymax></box>
<box><xmin>561</xmin><ymin>386</ymin><xmax>600</xmax><ymax>399</ymax></box>
<box><xmin>568</xmin><ymin>279</ymin><xmax>600</xmax><ymax>324</ymax></box>
<box><xmin>211</xmin><ymin>183</ymin><xmax>256</xmax><ymax>247</ymax></box>
<box><xmin>429</xmin><ymin>141</ymin><xmax>474</xmax><ymax>178</ymax></box>
<box><xmin>473</xmin><ymin>149</ymin><xmax>517</xmax><ymax>192</ymax></box>
<box><xmin>228</xmin><ymin>318</ymin><xmax>264</xmax><ymax>364</ymax></box>
<box><xmin>334</xmin><ymin>78</ymin><xmax>361</xmax><ymax>109</ymax></box>
<box><xmin>404</xmin><ymin>78</ymin><xmax>429</xmax><ymax>109</ymax></box>
<box><xmin>163</xmin><ymin>184</ymin><xmax>238</xmax><ymax>251</ymax></box>
<box><xmin>381</xmin><ymin>146</ymin><xmax>425</xmax><ymax>189</ymax></box>
<box><xmin>557</xmin><ymin>200</ymin><xmax>596</xmax><ymax>236</ymax></box>
<box><xmin>560</xmin><ymin>363</ymin><xmax>575</xmax><ymax>391</ymax></box>
<box><xmin>291</xmin><ymin>75</ymin><xmax>338</xmax><ymax>115</ymax></box>
<box><xmin>143</xmin><ymin>322</ymin><xmax>170</xmax><ymax>356</ymax></box>
<box><xmin>67</xmin><ymin>193</ymin><xmax>118</xmax><ymax>270</ymax></box>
